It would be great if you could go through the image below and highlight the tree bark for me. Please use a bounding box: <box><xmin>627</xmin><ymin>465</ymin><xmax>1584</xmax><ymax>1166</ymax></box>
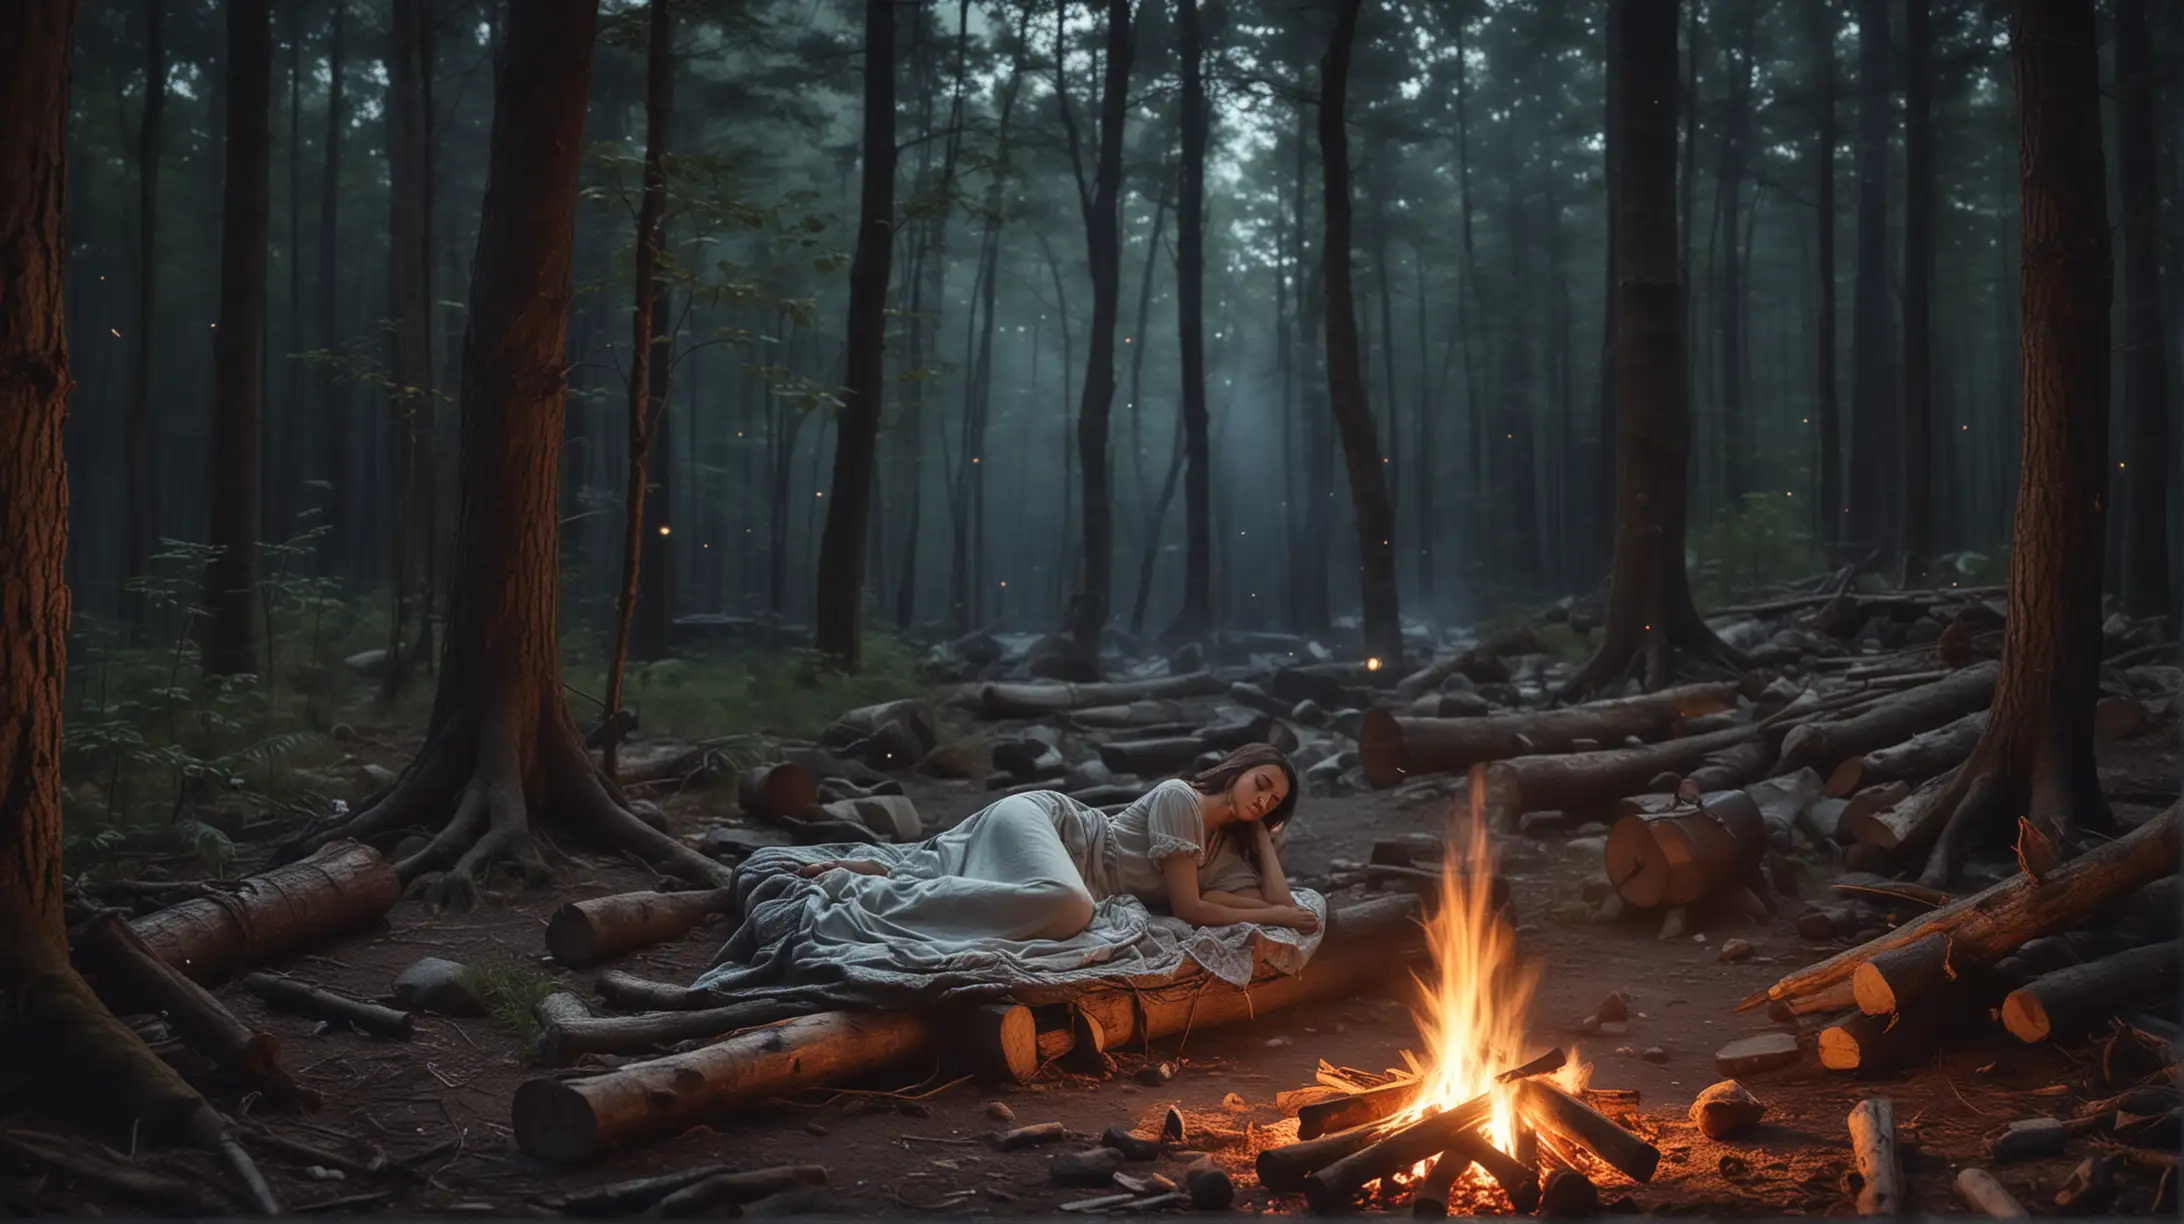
<box><xmin>2115</xmin><ymin>0</ymin><xmax>2172</xmax><ymax>623</ymax></box>
<box><xmin>318</xmin><ymin>0</ymin><xmax>350</xmax><ymax>579</ymax></box>
<box><xmin>1062</xmin><ymin>0</ymin><xmax>1135</xmax><ymax>653</ymax></box>
<box><xmin>291</xmin><ymin>0</ymin><xmax>728</xmax><ymax>905</ymax></box>
<box><xmin>1908</xmin><ymin>0</ymin><xmax>2114</xmax><ymax>887</ymax></box>
<box><xmin>200</xmin><ymin>0</ymin><xmax>273</xmax><ymax>676</ymax></box>
<box><xmin>603</xmin><ymin>0</ymin><xmax>674</xmax><ymax>779</ymax></box>
<box><xmin>1845</xmin><ymin>0</ymin><xmax>1894</xmax><ymax>559</ymax></box>
<box><xmin>124</xmin><ymin>0</ymin><xmax>164</xmax><ymax>615</ymax></box>
<box><xmin>811</xmin><ymin>0</ymin><xmax>897</xmax><ymax>668</ymax></box>
<box><xmin>1318</xmin><ymin>0</ymin><xmax>1402</xmax><ymax>666</ymax></box>
<box><xmin>1566</xmin><ymin>0</ymin><xmax>1738</xmax><ymax>698</ymax></box>
<box><xmin>1713</xmin><ymin>0</ymin><xmax>1755</xmax><ymax>503</ymax></box>
<box><xmin>1</xmin><ymin>0</ymin><xmax>217</xmax><ymax>1145</ymax></box>
<box><xmin>382</xmin><ymin>0</ymin><xmax>435</xmax><ymax>700</ymax></box>
<box><xmin>1807</xmin><ymin>0</ymin><xmax>1841</xmax><ymax>552</ymax></box>
<box><xmin>1900</xmin><ymin>0</ymin><xmax>1935</xmax><ymax>581</ymax></box>
<box><xmin>1358</xmin><ymin>681</ymin><xmax>1736</xmax><ymax>787</ymax></box>
<box><xmin>1168</xmin><ymin>0</ymin><xmax>1212</xmax><ymax>644</ymax></box>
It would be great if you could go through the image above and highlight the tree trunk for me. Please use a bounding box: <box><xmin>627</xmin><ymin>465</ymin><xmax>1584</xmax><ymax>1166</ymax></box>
<box><xmin>383</xmin><ymin>0</ymin><xmax>434</xmax><ymax>701</ymax></box>
<box><xmin>1</xmin><ymin>0</ymin><xmax>217</xmax><ymax>1145</ymax></box>
<box><xmin>1900</xmin><ymin>0</ymin><xmax>1934</xmax><ymax>582</ymax></box>
<box><xmin>1566</xmin><ymin>0</ymin><xmax>1737</xmax><ymax>698</ymax></box>
<box><xmin>318</xmin><ymin>0</ymin><xmax>349</xmax><ymax>580</ymax></box>
<box><xmin>1908</xmin><ymin>0</ymin><xmax>2114</xmax><ymax>887</ymax></box>
<box><xmin>200</xmin><ymin>0</ymin><xmax>273</xmax><ymax>676</ymax></box>
<box><xmin>1168</xmin><ymin>0</ymin><xmax>1212</xmax><ymax>644</ymax></box>
<box><xmin>602</xmin><ymin>0</ymin><xmax>674</xmax><ymax>781</ymax></box>
<box><xmin>291</xmin><ymin>0</ymin><xmax>728</xmax><ymax>905</ymax></box>
<box><xmin>811</xmin><ymin>0</ymin><xmax>898</xmax><ymax>668</ymax></box>
<box><xmin>1807</xmin><ymin>0</ymin><xmax>1841</xmax><ymax>551</ymax></box>
<box><xmin>1714</xmin><ymin>0</ymin><xmax>1755</xmax><ymax>503</ymax></box>
<box><xmin>1061</xmin><ymin>0</ymin><xmax>1135</xmax><ymax>653</ymax></box>
<box><xmin>2115</xmin><ymin>0</ymin><xmax>2172</xmax><ymax>623</ymax></box>
<box><xmin>1845</xmin><ymin>0</ymin><xmax>1893</xmax><ymax>560</ymax></box>
<box><xmin>1318</xmin><ymin>0</ymin><xmax>1401</xmax><ymax>666</ymax></box>
<box><xmin>124</xmin><ymin>0</ymin><xmax>164</xmax><ymax>618</ymax></box>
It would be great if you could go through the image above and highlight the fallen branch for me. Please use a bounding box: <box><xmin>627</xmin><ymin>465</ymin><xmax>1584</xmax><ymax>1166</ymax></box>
<box><xmin>534</xmin><ymin>997</ymin><xmax>810</xmax><ymax>1065</ymax></box>
<box><xmin>128</xmin><ymin>840</ymin><xmax>398</xmax><ymax>984</ymax></box>
<box><xmin>654</xmin><ymin>1165</ymin><xmax>827</xmax><ymax>1216</ymax></box>
<box><xmin>240</xmin><ymin>972</ymin><xmax>414</xmax><ymax>1040</ymax></box>
<box><xmin>1742</xmin><ymin>805</ymin><xmax>2178</xmax><ymax>1013</ymax></box>
<box><xmin>1775</xmin><ymin>663</ymin><xmax>1997</xmax><ymax>776</ymax></box>
<box><xmin>1825</xmin><ymin>710</ymin><xmax>1988</xmax><ymax>797</ymax></box>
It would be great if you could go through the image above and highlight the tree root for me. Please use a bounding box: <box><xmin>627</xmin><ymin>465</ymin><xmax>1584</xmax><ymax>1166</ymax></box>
<box><xmin>292</xmin><ymin>712</ymin><xmax>731</xmax><ymax>911</ymax></box>
<box><xmin>1563</xmin><ymin>625</ymin><xmax>1747</xmax><ymax>703</ymax></box>
<box><xmin>1913</xmin><ymin>730</ymin><xmax>2113</xmax><ymax>888</ymax></box>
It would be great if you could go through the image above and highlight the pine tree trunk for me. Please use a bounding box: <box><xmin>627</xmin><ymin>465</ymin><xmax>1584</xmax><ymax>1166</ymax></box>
<box><xmin>1911</xmin><ymin>0</ymin><xmax>2115</xmax><ymax>887</ymax></box>
<box><xmin>201</xmin><ymin>0</ymin><xmax>273</xmax><ymax>676</ymax></box>
<box><xmin>318</xmin><ymin>0</ymin><xmax>349</xmax><ymax>581</ymax></box>
<box><xmin>1845</xmin><ymin>0</ymin><xmax>1894</xmax><ymax>561</ymax></box>
<box><xmin>2</xmin><ymin>0</ymin><xmax>217</xmax><ymax>1143</ymax></box>
<box><xmin>293</xmin><ymin>0</ymin><xmax>727</xmax><ymax>902</ymax></box>
<box><xmin>2115</xmin><ymin>0</ymin><xmax>2172</xmax><ymax>622</ymax></box>
<box><xmin>1064</xmin><ymin>0</ymin><xmax>1135</xmax><ymax>653</ymax></box>
<box><xmin>811</xmin><ymin>0</ymin><xmax>898</xmax><ymax>668</ymax></box>
<box><xmin>1900</xmin><ymin>0</ymin><xmax>1935</xmax><ymax>583</ymax></box>
<box><xmin>1568</xmin><ymin>0</ymin><xmax>1737</xmax><ymax>698</ymax></box>
<box><xmin>382</xmin><ymin>0</ymin><xmax>434</xmax><ymax>701</ymax></box>
<box><xmin>1319</xmin><ymin>0</ymin><xmax>1402</xmax><ymax>665</ymax></box>
<box><xmin>1171</xmin><ymin>0</ymin><xmax>1212</xmax><ymax>643</ymax></box>
<box><xmin>1807</xmin><ymin>0</ymin><xmax>1840</xmax><ymax>550</ymax></box>
<box><xmin>124</xmin><ymin>0</ymin><xmax>164</xmax><ymax>621</ymax></box>
<box><xmin>1714</xmin><ymin>0</ymin><xmax>1754</xmax><ymax>503</ymax></box>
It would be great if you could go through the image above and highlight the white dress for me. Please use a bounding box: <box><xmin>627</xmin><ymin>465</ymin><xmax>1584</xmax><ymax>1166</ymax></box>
<box><xmin>691</xmin><ymin>780</ymin><xmax>1326</xmax><ymax>1007</ymax></box>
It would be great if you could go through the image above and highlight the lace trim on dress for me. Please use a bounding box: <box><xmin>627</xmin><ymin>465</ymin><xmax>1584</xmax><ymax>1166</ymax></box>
<box><xmin>1146</xmin><ymin>834</ymin><xmax>1206</xmax><ymax>866</ymax></box>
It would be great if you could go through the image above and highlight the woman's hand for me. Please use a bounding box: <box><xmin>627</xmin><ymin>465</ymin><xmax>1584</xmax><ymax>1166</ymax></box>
<box><xmin>1269</xmin><ymin>905</ymin><xmax>1319</xmax><ymax>934</ymax></box>
<box><xmin>1252</xmin><ymin>820</ymin><xmax>1297</xmax><ymax>907</ymax></box>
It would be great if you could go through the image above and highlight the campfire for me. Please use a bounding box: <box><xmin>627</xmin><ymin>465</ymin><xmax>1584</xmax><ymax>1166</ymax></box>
<box><xmin>1259</xmin><ymin>805</ymin><xmax>1659</xmax><ymax>1214</ymax></box>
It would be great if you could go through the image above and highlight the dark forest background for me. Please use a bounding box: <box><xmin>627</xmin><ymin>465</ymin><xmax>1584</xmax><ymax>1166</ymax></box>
<box><xmin>50</xmin><ymin>0</ymin><xmax>2184</xmax><ymax>784</ymax></box>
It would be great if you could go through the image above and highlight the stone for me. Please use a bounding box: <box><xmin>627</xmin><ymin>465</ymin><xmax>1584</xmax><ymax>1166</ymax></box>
<box><xmin>1185</xmin><ymin>1166</ymin><xmax>1234</xmax><ymax>1210</ymax></box>
<box><xmin>1050</xmin><ymin>1148</ymin><xmax>1126</xmax><ymax>1187</ymax></box>
<box><xmin>1100</xmin><ymin>1127</ymin><xmax>1162</xmax><ymax>1162</ymax></box>
<box><xmin>985</xmin><ymin>1101</ymin><xmax>1015</xmax><ymax>1123</ymax></box>
<box><xmin>1641</xmin><ymin>1046</ymin><xmax>1669</xmax><ymax>1064</ymax></box>
<box><xmin>1134</xmin><ymin>1062</ymin><xmax>1174</xmax><ymax>1086</ymax></box>
<box><xmin>359</xmin><ymin>763</ymin><xmax>399</xmax><ymax>790</ymax></box>
<box><xmin>343</xmin><ymin>648</ymin><xmax>388</xmax><ymax>677</ymax></box>
<box><xmin>1718</xmin><ymin>938</ymin><xmax>1754</xmax><ymax>962</ymax></box>
<box><xmin>1289</xmin><ymin>699</ymin><xmax>1325</xmax><ymax>726</ymax></box>
<box><xmin>916</xmin><ymin>742</ymin><xmax>986</xmax><ymax>780</ymax></box>
<box><xmin>391</xmin><ymin>956</ymin><xmax>486</xmax><ymax>1017</ymax></box>
<box><xmin>1712</xmin><ymin>1033</ymin><xmax>1801</xmax><ymax>1078</ymax></box>
<box><xmin>1689</xmin><ymin>1081</ymin><xmax>1766</xmax><ymax>1139</ymax></box>
<box><xmin>1596</xmin><ymin>992</ymin><xmax>1630</xmax><ymax>1023</ymax></box>
<box><xmin>328</xmin><ymin>722</ymin><xmax>356</xmax><ymax>742</ymax></box>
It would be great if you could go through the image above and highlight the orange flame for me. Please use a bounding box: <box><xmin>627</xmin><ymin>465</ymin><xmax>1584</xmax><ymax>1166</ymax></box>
<box><xmin>1390</xmin><ymin>804</ymin><xmax>1539</xmax><ymax>1161</ymax></box>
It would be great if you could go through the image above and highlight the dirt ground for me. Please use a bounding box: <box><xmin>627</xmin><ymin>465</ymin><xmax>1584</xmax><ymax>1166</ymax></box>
<box><xmin>12</xmin><ymin>727</ymin><xmax>2178</xmax><ymax>1217</ymax></box>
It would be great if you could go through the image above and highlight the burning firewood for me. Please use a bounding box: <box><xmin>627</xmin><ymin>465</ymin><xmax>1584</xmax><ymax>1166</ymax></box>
<box><xmin>1298</xmin><ymin>1094</ymin><xmax>1497</xmax><ymax>1210</ymax></box>
<box><xmin>1513</xmin><ymin>1080</ymin><xmax>1659</xmax><ymax>1184</ymax></box>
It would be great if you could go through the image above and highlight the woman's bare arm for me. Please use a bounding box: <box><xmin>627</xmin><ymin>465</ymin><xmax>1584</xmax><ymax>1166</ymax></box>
<box><xmin>1162</xmin><ymin>857</ymin><xmax>1317</xmax><ymax>932</ymax></box>
<box><xmin>1201</xmin><ymin>887</ymin><xmax>1266</xmax><ymax>907</ymax></box>
<box><xmin>1252</xmin><ymin>822</ymin><xmax>1296</xmax><ymax>906</ymax></box>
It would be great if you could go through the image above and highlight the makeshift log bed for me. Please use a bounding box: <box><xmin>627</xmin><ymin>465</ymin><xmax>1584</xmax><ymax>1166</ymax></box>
<box><xmin>512</xmin><ymin>894</ymin><xmax>1427</xmax><ymax>1163</ymax></box>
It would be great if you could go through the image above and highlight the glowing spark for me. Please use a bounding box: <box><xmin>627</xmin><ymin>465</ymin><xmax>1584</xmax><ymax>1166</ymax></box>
<box><xmin>658</xmin><ymin>524</ymin><xmax>671</xmax><ymax>535</ymax></box>
<box><xmin>1365</xmin><ymin>657</ymin><xmax>1384</xmax><ymax>672</ymax></box>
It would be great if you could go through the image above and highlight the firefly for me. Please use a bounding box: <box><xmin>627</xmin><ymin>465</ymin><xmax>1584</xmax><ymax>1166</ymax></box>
<box><xmin>658</xmin><ymin>524</ymin><xmax>671</xmax><ymax>535</ymax></box>
<box><xmin>1366</xmin><ymin>657</ymin><xmax>1384</xmax><ymax>672</ymax></box>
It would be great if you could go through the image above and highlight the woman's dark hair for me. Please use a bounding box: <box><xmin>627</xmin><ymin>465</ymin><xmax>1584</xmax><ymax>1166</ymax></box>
<box><xmin>1185</xmin><ymin>743</ymin><xmax>1299</xmax><ymax>871</ymax></box>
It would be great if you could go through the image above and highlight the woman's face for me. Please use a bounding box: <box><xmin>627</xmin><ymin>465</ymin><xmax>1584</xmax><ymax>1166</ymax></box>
<box><xmin>1232</xmin><ymin>764</ymin><xmax>1290</xmax><ymax>822</ymax></box>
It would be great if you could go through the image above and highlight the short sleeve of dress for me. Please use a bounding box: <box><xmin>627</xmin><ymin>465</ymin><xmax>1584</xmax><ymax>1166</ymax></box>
<box><xmin>1143</xmin><ymin>781</ymin><xmax>1206</xmax><ymax>865</ymax></box>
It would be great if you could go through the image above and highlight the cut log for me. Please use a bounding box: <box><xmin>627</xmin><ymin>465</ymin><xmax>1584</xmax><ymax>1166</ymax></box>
<box><xmin>1851</xmin><ymin>933</ymin><xmax>1956</xmax><ymax>1016</ymax></box>
<box><xmin>1825</xmin><ymin>711</ymin><xmax>1988</xmax><ymax>797</ymax></box>
<box><xmin>2000</xmin><ymin>941</ymin><xmax>2181</xmax><ymax>1044</ymax></box>
<box><xmin>594</xmin><ymin>969</ymin><xmax>714</xmax><ymax>1011</ymax></box>
<box><xmin>964</xmin><ymin>1003</ymin><xmax>1039</xmax><ymax>1084</ymax></box>
<box><xmin>1953</xmin><ymin>1167</ymin><xmax>2028</xmax><ymax>1218</ymax></box>
<box><xmin>1295</xmin><ymin>1079</ymin><xmax>1417</xmax><ymax>1141</ymax></box>
<box><xmin>1196</xmin><ymin>715</ymin><xmax>1296</xmax><ymax>754</ymax></box>
<box><xmin>1407</xmin><ymin>1130</ymin><xmax>1540</xmax><ymax>1216</ymax></box>
<box><xmin>1479</xmin><ymin>724</ymin><xmax>1764</xmax><ymax>830</ymax></box>
<box><xmin>956</xmin><ymin>672</ymin><xmax>1225</xmax><ymax>718</ymax></box>
<box><xmin>1838</xmin><ymin>773</ymin><xmax>1953</xmax><ymax>853</ymax></box>
<box><xmin>1818</xmin><ymin>1010</ymin><xmax>1951</xmax><ymax>1074</ymax></box>
<box><xmin>533</xmin><ymin>999</ymin><xmax>807</xmax><ymax>1065</ymax></box>
<box><xmin>544</xmin><ymin>887</ymin><xmax>736</xmax><ymax>969</ymax></box>
<box><xmin>1068</xmin><ymin>700</ymin><xmax>1194</xmax><ymax>729</ymax></box>
<box><xmin>1515</xmin><ymin>1080</ymin><xmax>1659</xmax><ymax>1183</ymax></box>
<box><xmin>1800</xmin><ymin>797</ymin><xmax>1852</xmax><ymax>846</ymax></box>
<box><xmin>653</xmin><ymin>1166</ymin><xmax>828</xmax><ymax>1216</ymax></box>
<box><xmin>1538</xmin><ymin>1166</ymin><xmax>1599</xmax><ymax>1217</ymax></box>
<box><xmin>77</xmin><ymin>914</ymin><xmax>315</xmax><ymax>1109</ymax></box>
<box><xmin>1604</xmin><ymin>789</ymin><xmax>1767</xmax><ymax>909</ymax></box>
<box><xmin>1407</xmin><ymin>1149</ymin><xmax>1468</xmax><ymax>1218</ymax></box>
<box><xmin>1744</xmin><ymin>770</ymin><xmax>1824</xmax><ymax>847</ymax></box>
<box><xmin>128</xmin><ymin>840</ymin><xmax>398</xmax><ymax>984</ymax></box>
<box><xmin>1095</xmin><ymin>736</ymin><xmax>1211</xmax><ymax>777</ymax></box>
<box><xmin>736</xmin><ymin>761</ymin><xmax>820</xmax><ymax>822</ymax></box>
<box><xmin>816</xmin><ymin>794</ymin><xmax>922</xmax><ymax>841</ymax></box>
<box><xmin>543</xmin><ymin>1165</ymin><xmax>730</xmax><ymax>1215</ymax></box>
<box><xmin>1847</xmin><ymin>1098</ymin><xmax>1903</xmax><ymax>1215</ymax></box>
<box><xmin>1681</xmin><ymin>738</ymin><xmax>1776</xmax><ymax>794</ymax></box>
<box><xmin>820</xmin><ymin>699</ymin><xmax>935</xmax><ymax>753</ymax></box>
<box><xmin>1358</xmin><ymin>682</ymin><xmax>1737</xmax><ymax>788</ymax></box>
<box><xmin>1255</xmin><ymin>1126</ymin><xmax>1382</xmax><ymax>1194</ymax></box>
<box><xmin>1744</xmin><ymin>805</ymin><xmax>2179</xmax><ymax>1013</ymax></box>
<box><xmin>1774</xmin><ymin>662</ymin><xmax>1997</xmax><ymax>775</ymax></box>
<box><xmin>514</xmin><ymin>1011</ymin><xmax>939</xmax><ymax>1162</ymax></box>
<box><xmin>238</xmin><ymin>972</ymin><xmax>413</xmax><ymax>1040</ymax></box>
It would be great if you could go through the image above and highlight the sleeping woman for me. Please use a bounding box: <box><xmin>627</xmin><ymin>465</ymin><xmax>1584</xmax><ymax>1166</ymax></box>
<box><xmin>692</xmin><ymin>744</ymin><xmax>1326</xmax><ymax>1006</ymax></box>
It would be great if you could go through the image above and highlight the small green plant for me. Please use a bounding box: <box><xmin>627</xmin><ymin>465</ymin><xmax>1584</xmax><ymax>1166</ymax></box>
<box><xmin>459</xmin><ymin>957</ymin><xmax>561</xmax><ymax>1045</ymax></box>
<box><xmin>1689</xmin><ymin>492</ymin><xmax>1825</xmax><ymax>610</ymax></box>
<box><xmin>565</xmin><ymin>634</ymin><xmax>939</xmax><ymax>742</ymax></box>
